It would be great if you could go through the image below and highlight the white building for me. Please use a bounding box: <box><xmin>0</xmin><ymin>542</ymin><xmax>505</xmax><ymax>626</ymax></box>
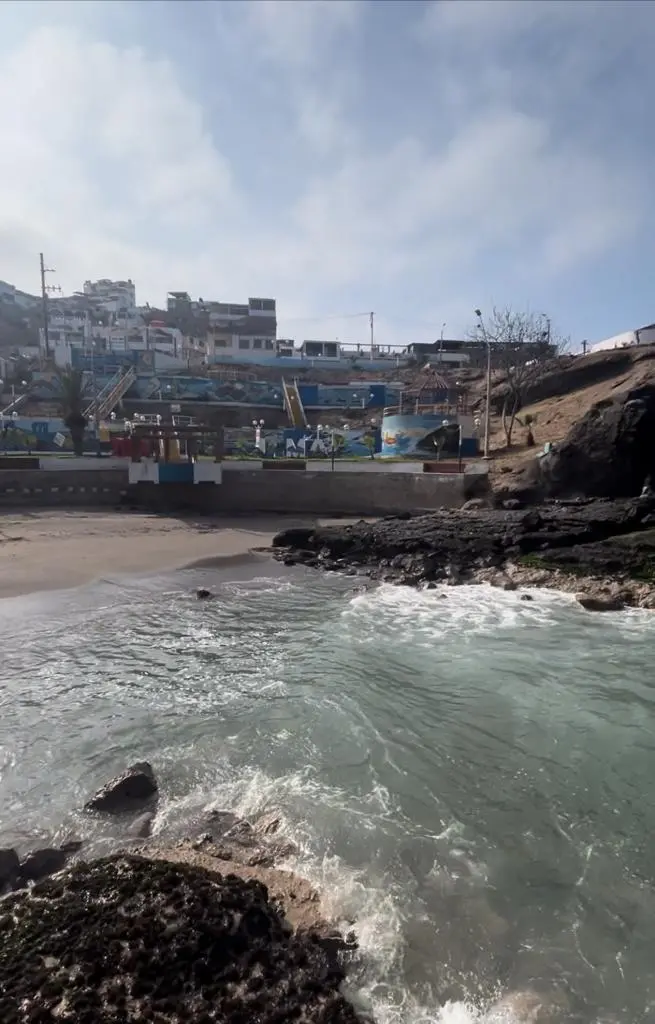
<box><xmin>590</xmin><ymin>323</ymin><xmax>655</xmax><ymax>354</ymax></box>
<box><xmin>83</xmin><ymin>278</ymin><xmax>136</xmax><ymax>314</ymax></box>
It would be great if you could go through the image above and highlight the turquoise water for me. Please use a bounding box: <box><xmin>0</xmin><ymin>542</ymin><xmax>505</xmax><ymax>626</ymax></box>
<box><xmin>1</xmin><ymin>564</ymin><xmax>654</xmax><ymax>1022</ymax></box>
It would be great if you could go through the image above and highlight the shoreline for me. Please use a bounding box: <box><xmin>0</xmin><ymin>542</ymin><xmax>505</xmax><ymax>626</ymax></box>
<box><xmin>0</xmin><ymin>510</ymin><xmax>300</xmax><ymax>599</ymax></box>
<box><xmin>0</xmin><ymin>509</ymin><xmax>375</xmax><ymax>600</ymax></box>
<box><xmin>273</xmin><ymin>498</ymin><xmax>655</xmax><ymax>612</ymax></box>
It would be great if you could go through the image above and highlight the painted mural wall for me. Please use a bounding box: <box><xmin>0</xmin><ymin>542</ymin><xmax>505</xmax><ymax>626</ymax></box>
<box><xmin>381</xmin><ymin>413</ymin><xmax>478</xmax><ymax>458</ymax></box>
<box><xmin>31</xmin><ymin>370</ymin><xmax>401</xmax><ymax>410</ymax></box>
<box><xmin>224</xmin><ymin>425</ymin><xmax>381</xmax><ymax>458</ymax></box>
<box><xmin>0</xmin><ymin>417</ymin><xmax>382</xmax><ymax>457</ymax></box>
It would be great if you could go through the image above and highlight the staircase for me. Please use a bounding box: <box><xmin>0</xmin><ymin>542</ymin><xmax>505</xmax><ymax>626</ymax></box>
<box><xmin>84</xmin><ymin>366</ymin><xmax>136</xmax><ymax>421</ymax></box>
<box><xmin>282</xmin><ymin>378</ymin><xmax>308</xmax><ymax>428</ymax></box>
<box><xmin>0</xmin><ymin>392</ymin><xmax>29</xmax><ymax>417</ymax></box>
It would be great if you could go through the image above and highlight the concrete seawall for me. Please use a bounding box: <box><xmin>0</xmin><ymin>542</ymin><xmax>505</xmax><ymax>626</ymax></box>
<box><xmin>0</xmin><ymin>469</ymin><xmax>128</xmax><ymax>507</ymax></box>
<box><xmin>132</xmin><ymin>469</ymin><xmax>470</xmax><ymax>515</ymax></box>
<box><xmin>0</xmin><ymin>465</ymin><xmax>487</xmax><ymax>514</ymax></box>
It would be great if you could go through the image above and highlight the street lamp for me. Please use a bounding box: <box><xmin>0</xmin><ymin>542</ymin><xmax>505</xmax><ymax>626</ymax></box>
<box><xmin>439</xmin><ymin>322</ymin><xmax>446</xmax><ymax>363</ymax></box>
<box><xmin>475</xmin><ymin>308</ymin><xmax>492</xmax><ymax>459</ymax></box>
<box><xmin>252</xmin><ymin>418</ymin><xmax>265</xmax><ymax>455</ymax></box>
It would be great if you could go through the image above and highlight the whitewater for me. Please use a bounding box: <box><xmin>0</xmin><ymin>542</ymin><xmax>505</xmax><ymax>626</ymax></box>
<box><xmin>1</xmin><ymin>562</ymin><xmax>654</xmax><ymax>1023</ymax></box>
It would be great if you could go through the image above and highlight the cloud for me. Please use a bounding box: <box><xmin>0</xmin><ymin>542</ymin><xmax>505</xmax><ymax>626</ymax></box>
<box><xmin>0</xmin><ymin>2</ymin><xmax>649</xmax><ymax>346</ymax></box>
<box><xmin>242</xmin><ymin>0</ymin><xmax>360</xmax><ymax>69</ymax></box>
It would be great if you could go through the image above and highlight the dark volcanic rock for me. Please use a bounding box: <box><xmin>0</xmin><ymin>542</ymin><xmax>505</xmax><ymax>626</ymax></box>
<box><xmin>19</xmin><ymin>847</ymin><xmax>67</xmax><ymax>882</ymax></box>
<box><xmin>0</xmin><ymin>854</ymin><xmax>362</xmax><ymax>1024</ymax></box>
<box><xmin>85</xmin><ymin>761</ymin><xmax>158</xmax><ymax>815</ymax></box>
<box><xmin>272</xmin><ymin>497</ymin><xmax>655</xmax><ymax>590</ymax></box>
<box><xmin>0</xmin><ymin>848</ymin><xmax>20</xmax><ymax>893</ymax></box>
<box><xmin>196</xmin><ymin>588</ymin><xmax>214</xmax><ymax>600</ymax></box>
<box><xmin>272</xmin><ymin>495</ymin><xmax>655</xmax><ymax>585</ymax></box>
<box><xmin>538</xmin><ymin>385</ymin><xmax>655</xmax><ymax>499</ymax></box>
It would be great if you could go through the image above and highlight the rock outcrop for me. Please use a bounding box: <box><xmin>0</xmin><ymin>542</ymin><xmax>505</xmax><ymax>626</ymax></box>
<box><xmin>536</xmin><ymin>385</ymin><xmax>655</xmax><ymax>500</ymax></box>
<box><xmin>84</xmin><ymin>761</ymin><xmax>158</xmax><ymax>815</ymax></box>
<box><xmin>273</xmin><ymin>498</ymin><xmax>655</xmax><ymax>596</ymax></box>
<box><xmin>0</xmin><ymin>854</ymin><xmax>363</xmax><ymax>1023</ymax></box>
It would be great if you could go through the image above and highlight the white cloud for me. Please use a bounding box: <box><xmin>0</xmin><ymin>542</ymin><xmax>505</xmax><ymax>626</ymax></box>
<box><xmin>0</xmin><ymin>5</ymin><xmax>647</xmax><ymax>345</ymax></box>
<box><xmin>242</xmin><ymin>0</ymin><xmax>360</xmax><ymax>69</ymax></box>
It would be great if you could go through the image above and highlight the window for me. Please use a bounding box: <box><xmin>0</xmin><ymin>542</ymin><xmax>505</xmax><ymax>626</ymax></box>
<box><xmin>253</xmin><ymin>339</ymin><xmax>263</xmax><ymax>349</ymax></box>
<box><xmin>239</xmin><ymin>338</ymin><xmax>250</xmax><ymax>350</ymax></box>
<box><xmin>265</xmin><ymin>339</ymin><xmax>275</xmax><ymax>350</ymax></box>
<box><xmin>215</xmin><ymin>338</ymin><xmax>229</xmax><ymax>348</ymax></box>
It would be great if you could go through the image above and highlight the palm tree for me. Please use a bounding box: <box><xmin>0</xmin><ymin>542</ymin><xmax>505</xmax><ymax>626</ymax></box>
<box><xmin>56</xmin><ymin>368</ymin><xmax>88</xmax><ymax>456</ymax></box>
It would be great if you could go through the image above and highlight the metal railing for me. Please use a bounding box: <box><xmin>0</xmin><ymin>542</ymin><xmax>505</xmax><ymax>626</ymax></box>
<box><xmin>382</xmin><ymin>400</ymin><xmax>470</xmax><ymax>418</ymax></box>
<box><xmin>84</xmin><ymin>366</ymin><xmax>137</xmax><ymax>421</ymax></box>
<box><xmin>282</xmin><ymin>378</ymin><xmax>308</xmax><ymax>428</ymax></box>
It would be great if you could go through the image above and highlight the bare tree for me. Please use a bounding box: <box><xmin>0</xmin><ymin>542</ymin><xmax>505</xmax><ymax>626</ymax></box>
<box><xmin>473</xmin><ymin>308</ymin><xmax>566</xmax><ymax>449</ymax></box>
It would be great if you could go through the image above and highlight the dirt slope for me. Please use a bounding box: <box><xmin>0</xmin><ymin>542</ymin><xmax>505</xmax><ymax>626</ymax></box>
<box><xmin>485</xmin><ymin>345</ymin><xmax>655</xmax><ymax>478</ymax></box>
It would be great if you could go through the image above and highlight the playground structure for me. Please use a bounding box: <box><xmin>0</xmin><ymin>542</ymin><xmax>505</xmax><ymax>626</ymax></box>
<box><xmin>120</xmin><ymin>417</ymin><xmax>225</xmax><ymax>485</ymax></box>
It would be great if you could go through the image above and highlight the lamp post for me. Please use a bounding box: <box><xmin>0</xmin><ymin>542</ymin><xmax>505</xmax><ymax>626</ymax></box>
<box><xmin>439</xmin><ymin>322</ymin><xmax>446</xmax><ymax>363</ymax></box>
<box><xmin>475</xmin><ymin>309</ymin><xmax>491</xmax><ymax>459</ymax></box>
<box><xmin>252</xmin><ymin>418</ymin><xmax>265</xmax><ymax>455</ymax></box>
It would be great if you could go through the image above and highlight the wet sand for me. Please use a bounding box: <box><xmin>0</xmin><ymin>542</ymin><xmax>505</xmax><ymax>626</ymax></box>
<box><xmin>0</xmin><ymin>510</ymin><xmax>309</xmax><ymax>599</ymax></box>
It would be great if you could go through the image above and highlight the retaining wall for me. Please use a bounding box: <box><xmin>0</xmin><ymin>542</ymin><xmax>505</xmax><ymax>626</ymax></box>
<box><xmin>0</xmin><ymin>464</ymin><xmax>488</xmax><ymax>513</ymax></box>
<box><xmin>131</xmin><ymin>469</ymin><xmax>471</xmax><ymax>515</ymax></box>
<box><xmin>0</xmin><ymin>469</ymin><xmax>128</xmax><ymax>507</ymax></box>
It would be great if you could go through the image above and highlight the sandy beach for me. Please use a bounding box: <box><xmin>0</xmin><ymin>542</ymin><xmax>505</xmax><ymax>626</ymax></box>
<box><xmin>0</xmin><ymin>510</ymin><xmax>315</xmax><ymax>598</ymax></box>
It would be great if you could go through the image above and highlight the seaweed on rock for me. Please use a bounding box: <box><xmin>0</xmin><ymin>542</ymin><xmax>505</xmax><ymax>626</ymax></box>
<box><xmin>0</xmin><ymin>854</ymin><xmax>362</xmax><ymax>1023</ymax></box>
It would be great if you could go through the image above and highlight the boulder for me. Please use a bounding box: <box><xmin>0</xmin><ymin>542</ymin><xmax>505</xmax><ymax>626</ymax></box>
<box><xmin>576</xmin><ymin>593</ymin><xmax>626</xmax><ymax>612</ymax></box>
<box><xmin>272</xmin><ymin>526</ymin><xmax>316</xmax><ymax>548</ymax></box>
<box><xmin>85</xmin><ymin>761</ymin><xmax>158</xmax><ymax>814</ymax></box>
<box><xmin>20</xmin><ymin>847</ymin><xmax>67</xmax><ymax>882</ymax></box>
<box><xmin>0</xmin><ymin>848</ymin><xmax>21</xmax><ymax>891</ymax></box>
<box><xmin>196</xmin><ymin>588</ymin><xmax>214</xmax><ymax>600</ymax></box>
<box><xmin>538</xmin><ymin>385</ymin><xmax>655</xmax><ymax>499</ymax></box>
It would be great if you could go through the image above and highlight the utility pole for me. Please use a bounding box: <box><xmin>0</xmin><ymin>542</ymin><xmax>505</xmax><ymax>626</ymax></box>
<box><xmin>475</xmin><ymin>308</ymin><xmax>492</xmax><ymax>459</ymax></box>
<box><xmin>39</xmin><ymin>252</ymin><xmax>56</xmax><ymax>358</ymax></box>
<box><xmin>369</xmin><ymin>311</ymin><xmax>374</xmax><ymax>360</ymax></box>
<box><xmin>582</xmin><ymin>339</ymin><xmax>588</xmax><ymax>355</ymax></box>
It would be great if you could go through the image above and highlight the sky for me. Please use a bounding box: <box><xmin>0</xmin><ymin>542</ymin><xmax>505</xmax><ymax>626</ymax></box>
<box><xmin>0</xmin><ymin>0</ymin><xmax>654</xmax><ymax>350</ymax></box>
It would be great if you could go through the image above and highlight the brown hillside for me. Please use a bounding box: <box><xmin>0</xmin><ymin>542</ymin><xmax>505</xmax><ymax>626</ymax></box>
<box><xmin>481</xmin><ymin>345</ymin><xmax>655</xmax><ymax>479</ymax></box>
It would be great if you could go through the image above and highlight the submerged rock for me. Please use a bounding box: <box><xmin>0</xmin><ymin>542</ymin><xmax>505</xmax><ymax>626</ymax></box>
<box><xmin>196</xmin><ymin>587</ymin><xmax>214</xmax><ymax>600</ymax></box>
<box><xmin>84</xmin><ymin>761</ymin><xmax>158</xmax><ymax>814</ymax></box>
<box><xmin>0</xmin><ymin>854</ymin><xmax>362</xmax><ymax>1023</ymax></box>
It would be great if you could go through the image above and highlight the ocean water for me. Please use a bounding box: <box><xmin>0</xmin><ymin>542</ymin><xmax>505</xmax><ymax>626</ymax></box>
<box><xmin>1</xmin><ymin>562</ymin><xmax>654</xmax><ymax>1023</ymax></box>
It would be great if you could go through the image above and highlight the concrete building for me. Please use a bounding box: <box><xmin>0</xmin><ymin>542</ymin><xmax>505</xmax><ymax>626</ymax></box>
<box><xmin>83</xmin><ymin>278</ymin><xmax>136</xmax><ymax>313</ymax></box>
<box><xmin>0</xmin><ymin>280</ymin><xmax>40</xmax><ymax>310</ymax></box>
<box><xmin>590</xmin><ymin>323</ymin><xmax>655</xmax><ymax>353</ymax></box>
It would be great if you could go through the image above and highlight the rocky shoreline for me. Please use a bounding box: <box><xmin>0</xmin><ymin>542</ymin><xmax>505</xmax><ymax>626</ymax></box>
<box><xmin>272</xmin><ymin>497</ymin><xmax>655</xmax><ymax>610</ymax></box>
<box><xmin>0</xmin><ymin>763</ymin><xmax>363</xmax><ymax>1023</ymax></box>
<box><xmin>270</xmin><ymin>383</ymin><xmax>655</xmax><ymax>610</ymax></box>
